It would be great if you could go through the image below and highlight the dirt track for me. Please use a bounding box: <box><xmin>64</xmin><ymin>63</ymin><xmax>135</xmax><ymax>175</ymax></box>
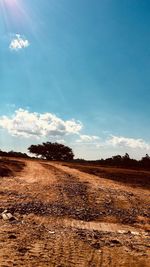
<box><xmin>0</xmin><ymin>159</ymin><xmax>150</xmax><ymax>266</ymax></box>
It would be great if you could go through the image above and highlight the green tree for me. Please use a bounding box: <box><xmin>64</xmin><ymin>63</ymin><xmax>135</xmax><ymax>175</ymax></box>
<box><xmin>28</xmin><ymin>142</ymin><xmax>74</xmax><ymax>161</ymax></box>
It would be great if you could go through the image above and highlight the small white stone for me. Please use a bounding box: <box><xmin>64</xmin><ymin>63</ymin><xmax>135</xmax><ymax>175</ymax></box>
<box><xmin>117</xmin><ymin>230</ymin><xmax>127</xmax><ymax>234</ymax></box>
<box><xmin>131</xmin><ymin>231</ymin><xmax>140</xmax><ymax>236</ymax></box>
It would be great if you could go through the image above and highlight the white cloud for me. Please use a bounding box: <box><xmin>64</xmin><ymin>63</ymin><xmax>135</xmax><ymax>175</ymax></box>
<box><xmin>56</xmin><ymin>139</ymin><xmax>66</xmax><ymax>144</ymax></box>
<box><xmin>9</xmin><ymin>34</ymin><xmax>30</xmax><ymax>51</ymax></box>
<box><xmin>107</xmin><ymin>135</ymin><xmax>150</xmax><ymax>150</ymax></box>
<box><xmin>0</xmin><ymin>109</ymin><xmax>82</xmax><ymax>138</ymax></box>
<box><xmin>1</xmin><ymin>109</ymin><xmax>149</xmax><ymax>156</ymax></box>
<box><xmin>76</xmin><ymin>134</ymin><xmax>100</xmax><ymax>143</ymax></box>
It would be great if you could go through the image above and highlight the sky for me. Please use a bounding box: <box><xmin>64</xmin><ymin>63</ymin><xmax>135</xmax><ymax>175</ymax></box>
<box><xmin>0</xmin><ymin>0</ymin><xmax>150</xmax><ymax>159</ymax></box>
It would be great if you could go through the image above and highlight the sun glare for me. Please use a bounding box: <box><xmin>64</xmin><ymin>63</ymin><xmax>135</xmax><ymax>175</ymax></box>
<box><xmin>0</xmin><ymin>0</ymin><xmax>32</xmax><ymax>29</ymax></box>
<box><xmin>1</xmin><ymin>0</ymin><xmax>17</xmax><ymax>5</ymax></box>
<box><xmin>0</xmin><ymin>0</ymin><xmax>22</xmax><ymax>30</ymax></box>
<box><xmin>0</xmin><ymin>0</ymin><xmax>20</xmax><ymax>9</ymax></box>
<box><xmin>0</xmin><ymin>0</ymin><xmax>40</xmax><ymax>43</ymax></box>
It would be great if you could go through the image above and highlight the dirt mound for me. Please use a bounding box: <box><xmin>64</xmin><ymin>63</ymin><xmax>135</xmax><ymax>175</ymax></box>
<box><xmin>0</xmin><ymin>158</ymin><xmax>25</xmax><ymax>177</ymax></box>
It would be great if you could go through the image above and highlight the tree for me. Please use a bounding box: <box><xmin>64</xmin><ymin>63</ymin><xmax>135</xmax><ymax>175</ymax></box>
<box><xmin>123</xmin><ymin>153</ymin><xmax>130</xmax><ymax>159</ymax></box>
<box><xmin>140</xmin><ymin>154</ymin><xmax>150</xmax><ymax>168</ymax></box>
<box><xmin>112</xmin><ymin>155</ymin><xmax>122</xmax><ymax>165</ymax></box>
<box><xmin>28</xmin><ymin>142</ymin><xmax>74</xmax><ymax>161</ymax></box>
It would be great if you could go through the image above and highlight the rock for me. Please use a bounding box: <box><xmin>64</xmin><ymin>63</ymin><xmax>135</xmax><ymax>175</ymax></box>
<box><xmin>117</xmin><ymin>230</ymin><xmax>127</xmax><ymax>234</ymax></box>
<box><xmin>1</xmin><ymin>210</ymin><xmax>15</xmax><ymax>221</ymax></box>
<box><xmin>131</xmin><ymin>231</ymin><xmax>140</xmax><ymax>236</ymax></box>
<box><xmin>18</xmin><ymin>247</ymin><xmax>28</xmax><ymax>254</ymax></box>
<box><xmin>144</xmin><ymin>232</ymin><xmax>150</xmax><ymax>236</ymax></box>
<box><xmin>110</xmin><ymin>239</ymin><xmax>121</xmax><ymax>245</ymax></box>
<box><xmin>126</xmin><ymin>230</ymin><xmax>140</xmax><ymax>236</ymax></box>
<box><xmin>49</xmin><ymin>231</ymin><xmax>55</xmax><ymax>234</ymax></box>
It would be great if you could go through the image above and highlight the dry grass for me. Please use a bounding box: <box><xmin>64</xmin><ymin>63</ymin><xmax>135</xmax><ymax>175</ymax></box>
<box><xmin>61</xmin><ymin>162</ymin><xmax>150</xmax><ymax>189</ymax></box>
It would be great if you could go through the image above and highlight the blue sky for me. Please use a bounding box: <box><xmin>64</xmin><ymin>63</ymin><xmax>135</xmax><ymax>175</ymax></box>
<box><xmin>0</xmin><ymin>0</ymin><xmax>150</xmax><ymax>159</ymax></box>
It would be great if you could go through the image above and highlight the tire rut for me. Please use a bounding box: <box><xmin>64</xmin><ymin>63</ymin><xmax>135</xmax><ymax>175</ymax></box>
<box><xmin>0</xmin><ymin>159</ymin><xmax>149</xmax><ymax>267</ymax></box>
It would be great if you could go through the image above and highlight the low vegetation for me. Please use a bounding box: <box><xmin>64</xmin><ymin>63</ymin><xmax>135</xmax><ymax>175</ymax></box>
<box><xmin>0</xmin><ymin>150</ymin><xmax>29</xmax><ymax>159</ymax></box>
<box><xmin>62</xmin><ymin>162</ymin><xmax>150</xmax><ymax>189</ymax></box>
<box><xmin>74</xmin><ymin>153</ymin><xmax>150</xmax><ymax>170</ymax></box>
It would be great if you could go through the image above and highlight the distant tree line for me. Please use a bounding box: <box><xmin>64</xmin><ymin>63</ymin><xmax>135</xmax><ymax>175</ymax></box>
<box><xmin>0</xmin><ymin>142</ymin><xmax>74</xmax><ymax>161</ymax></box>
<box><xmin>74</xmin><ymin>153</ymin><xmax>150</xmax><ymax>169</ymax></box>
<box><xmin>0</xmin><ymin>143</ymin><xmax>150</xmax><ymax>169</ymax></box>
<box><xmin>0</xmin><ymin>150</ymin><xmax>29</xmax><ymax>159</ymax></box>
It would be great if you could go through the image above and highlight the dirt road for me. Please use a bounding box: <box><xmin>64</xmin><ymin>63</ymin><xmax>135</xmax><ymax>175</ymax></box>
<box><xmin>0</xmin><ymin>159</ymin><xmax>150</xmax><ymax>266</ymax></box>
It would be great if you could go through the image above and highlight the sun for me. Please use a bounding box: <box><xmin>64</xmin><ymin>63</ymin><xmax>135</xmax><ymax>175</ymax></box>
<box><xmin>0</xmin><ymin>0</ymin><xmax>20</xmax><ymax>25</ymax></box>
<box><xmin>0</xmin><ymin>0</ymin><xmax>37</xmax><ymax>41</ymax></box>
<box><xmin>0</xmin><ymin>0</ymin><xmax>28</xmax><ymax>23</ymax></box>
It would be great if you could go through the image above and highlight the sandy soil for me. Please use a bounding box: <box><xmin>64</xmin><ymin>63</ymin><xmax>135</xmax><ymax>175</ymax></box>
<box><xmin>0</xmin><ymin>159</ymin><xmax>150</xmax><ymax>266</ymax></box>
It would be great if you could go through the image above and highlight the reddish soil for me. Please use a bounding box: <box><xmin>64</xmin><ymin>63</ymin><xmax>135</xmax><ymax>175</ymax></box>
<box><xmin>0</xmin><ymin>158</ymin><xmax>149</xmax><ymax>266</ymax></box>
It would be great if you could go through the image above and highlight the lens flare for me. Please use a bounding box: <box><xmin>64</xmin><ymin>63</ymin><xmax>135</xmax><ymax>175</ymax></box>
<box><xmin>0</xmin><ymin>0</ymin><xmax>26</xmax><ymax>16</ymax></box>
<box><xmin>0</xmin><ymin>0</ymin><xmax>33</xmax><ymax>33</ymax></box>
<box><xmin>0</xmin><ymin>0</ymin><xmax>42</xmax><ymax>53</ymax></box>
<box><xmin>0</xmin><ymin>0</ymin><xmax>18</xmax><ymax>9</ymax></box>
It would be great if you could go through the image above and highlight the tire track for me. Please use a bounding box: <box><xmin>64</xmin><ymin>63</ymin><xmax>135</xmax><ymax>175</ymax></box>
<box><xmin>0</xmin><ymin>159</ymin><xmax>149</xmax><ymax>267</ymax></box>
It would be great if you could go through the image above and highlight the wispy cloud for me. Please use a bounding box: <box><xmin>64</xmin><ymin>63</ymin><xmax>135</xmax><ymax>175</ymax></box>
<box><xmin>76</xmin><ymin>134</ymin><xmax>100</xmax><ymax>143</ymax></box>
<box><xmin>107</xmin><ymin>135</ymin><xmax>150</xmax><ymax>150</ymax></box>
<box><xmin>9</xmin><ymin>34</ymin><xmax>30</xmax><ymax>51</ymax></box>
<box><xmin>0</xmin><ymin>109</ymin><xmax>82</xmax><ymax>138</ymax></box>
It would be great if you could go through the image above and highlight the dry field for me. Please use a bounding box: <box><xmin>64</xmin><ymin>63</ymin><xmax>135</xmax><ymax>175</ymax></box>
<box><xmin>0</xmin><ymin>158</ymin><xmax>150</xmax><ymax>267</ymax></box>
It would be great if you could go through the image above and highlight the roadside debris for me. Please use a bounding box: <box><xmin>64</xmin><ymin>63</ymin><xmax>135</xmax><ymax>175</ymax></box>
<box><xmin>117</xmin><ymin>230</ymin><xmax>128</xmax><ymax>234</ymax></box>
<box><xmin>48</xmin><ymin>231</ymin><xmax>55</xmax><ymax>234</ymax></box>
<box><xmin>1</xmin><ymin>210</ymin><xmax>16</xmax><ymax>221</ymax></box>
<box><xmin>130</xmin><ymin>231</ymin><xmax>140</xmax><ymax>236</ymax></box>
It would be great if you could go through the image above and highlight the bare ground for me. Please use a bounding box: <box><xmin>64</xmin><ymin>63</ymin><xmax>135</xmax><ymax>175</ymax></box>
<box><xmin>0</xmin><ymin>159</ymin><xmax>150</xmax><ymax>267</ymax></box>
